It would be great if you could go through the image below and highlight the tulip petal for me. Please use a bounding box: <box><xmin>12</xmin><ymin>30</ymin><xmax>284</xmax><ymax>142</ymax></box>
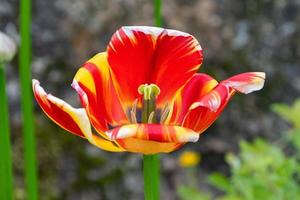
<box><xmin>33</xmin><ymin>79</ymin><xmax>87</xmax><ymax>137</ymax></box>
<box><xmin>182</xmin><ymin>84</ymin><xmax>232</xmax><ymax>133</ymax></box>
<box><xmin>106</xmin><ymin>123</ymin><xmax>196</xmax><ymax>154</ymax></box>
<box><xmin>182</xmin><ymin>72</ymin><xmax>266</xmax><ymax>132</ymax></box>
<box><xmin>73</xmin><ymin>53</ymin><xmax>128</xmax><ymax>136</ymax></box>
<box><xmin>221</xmin><ymin>72</ymin><xmax>266</xmax><ymax>94</ymax></box>
<box><xmin>152</xmin><ymin>29</ymin><xmax>203</xmax><ymax>104</ymax></box>
<box><xmin>106</xmin><ymin>124</ymin><xmax>199</xmax><ymax>143</ymax></box>
<box><xmin>167</xmin><ymin>73</ymin><xmax>218</xmax><ymax>124</ymax></box>
<box><xmin>107</xmin><ymin>26</ymin><xmax>203</xmax><ymax>108</ymax></box>
<box><xmin>91</xmin><ymin>135</ymin><xmax>125</xmax><ymax>152</ymax></box>
<box><xmin>32</xmin><ymin>80</ymin><xmax>124</xmax><ymax>152</ymax></box>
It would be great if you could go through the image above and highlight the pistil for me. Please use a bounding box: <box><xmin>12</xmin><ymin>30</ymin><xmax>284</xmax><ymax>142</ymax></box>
<box><xmin>138</xmin><ymin>84</ymin><xmax>160</xmax><ymax>124</ymax></box>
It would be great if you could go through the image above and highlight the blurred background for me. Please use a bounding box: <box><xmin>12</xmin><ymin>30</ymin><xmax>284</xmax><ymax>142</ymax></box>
<box><xmin>1</xmin><ymin>0</ymin><xmax>300</xmax><ymax>199</ymax></box>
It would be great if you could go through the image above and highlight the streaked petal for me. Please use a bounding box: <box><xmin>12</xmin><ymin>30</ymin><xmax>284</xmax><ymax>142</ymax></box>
<box><xmin>189</xmin><ymin>84</ymin><xmax>230</xmax><ymax>112</ymax></box>
<box><xmin>221</xmin><ymin>72</ymin><xmax>265</xmax><ymax>94</ymax></box>
<box><xmin>33</xmin><ymin>79</ymin><xmax>124</xmax><ymax>152</ymax></box>
<box><xmin>107</xmin><ymin>26</ymin><xmax>157</xmax><ymax>107</ymax></box>
<box><xmin>182</xmin><ymin>72</ymin><xmax>266</xmax><ymax>132</ymax></box>
<box><xmin>182</xmin><ymin>84</ymin><xmax>231</xmax><ymax>133</ymax></box>
<box><xmin>107</xmin><ymin>26</ymin><xmax>203</xmax><ymax>108</ymax></box>
<box><xmin>106</xmin><ymin>124</ymin><xmax>199</xmax><ymax>143</ymax></box>
<box><xmin>167</xmin><ymin>73</ymin><xmax>218</xmax><ymax>124</ymax></box>
<box><xmin>73</xmin><ymin>52</ymin><xmax>128</xmax><ymax>135</ymax></box>
<box><xmin>153</xmin><ymin>29</ymin><xmax>203</xmax><ymax>104</ymax></box>
<box><xmin>33</xmin><ymin>79</ymin><xmax>87</xmax><ymax>137</ymax></box>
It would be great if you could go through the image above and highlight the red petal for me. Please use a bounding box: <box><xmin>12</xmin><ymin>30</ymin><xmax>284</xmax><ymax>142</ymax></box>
<box><xmin>105</xmin><ymin>123</ymin><xmax>195</xmax><ymax>154</ymax></box>
<box><xmin>107</xmin><ymin>26</ymin><xmax>203</xmax><ymax>107</ymax></box>
<box><xmin>33</xmin><ymin>79</ymin><xmax>126</xmax><ymax>152</ymax></box>
<box><xmin>152</xmin><ymin>29</ymin><xmax>203</xmax><ymax>104</ymax></box>
<box><xmin>32</xmin><ymin>80</ymin><xmax>88</xmax><ymax>137</ymax></box>
<box><xmin>106</xmin><ymin>124</ymin><xmax>199</xmax><ymax>143</ymax></box>
<box><xmin>182</xmin><ymin>72</ymin><xmax>265</xmax><ymax>132</ymax></box>
<box><xmin>221</xmin><ymin>72</ymin><xmax>266</xmax><ymax>94</ymax></box>
<box><xmin>182</xmin><ymin>84</ymin><xmax>232</xmax><ymax>132</ymax></box>
<box><xmin>73</xmin><ymin>53</ymin><xmax>128</xmax><ymax>135</ymax></box>
<box><xmin>167</xmin><ymin>73</ymin><xmax>218</xmax><ymax>124</ymax></box>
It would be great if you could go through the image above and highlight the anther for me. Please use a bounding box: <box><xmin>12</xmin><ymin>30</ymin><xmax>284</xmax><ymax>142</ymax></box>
<box><xmin>130</xmin><ymin>110</ymin><xmax>137</xmax><ymax>123</ymax></box>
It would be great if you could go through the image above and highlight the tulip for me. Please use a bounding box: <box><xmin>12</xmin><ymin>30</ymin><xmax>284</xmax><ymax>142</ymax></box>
<box><xmin>32</xmin><ymin>26</ymin><xmax>265</xmax><ymax>155</ymax></box>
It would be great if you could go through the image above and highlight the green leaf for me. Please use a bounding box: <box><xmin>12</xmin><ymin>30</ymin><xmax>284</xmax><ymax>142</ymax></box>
<box><xmin>177</xmin><ymin>185</ymin><xmax>211</xmax><ymax>200</ymax></box>
<box><xmin>272</xmin><ymin>100</ymin><xmax>300</xmax><ymax>128</ymax></box>
<box><xmin>286</xmin><ymin>129</ymin><xmax>300</xmax><ymax>151</ymax></box>
<box><xmin>208</xmin><ymin>173</ymin><xmax>232</xmax><ymax>193</ymax></box>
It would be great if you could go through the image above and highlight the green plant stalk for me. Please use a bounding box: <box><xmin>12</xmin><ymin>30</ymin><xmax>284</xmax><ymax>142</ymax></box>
<box><xmin>0</xmin><ymin>63</ymin><xmax>13</xmax><ymax>200</ymax></box>
<box><xmin>154</xmin><ymin>0</ymin><xmax>162</xmax><ymax>27</ymax></box>
<box><xmin>20</xmin><ymin>0</ymin><xmax>38</xmax><ymax>199</ymax></box>
<box><xmin>143</xmin><ymin>154</ymin><xmax>160</xmax><ymax>200</ymax></box>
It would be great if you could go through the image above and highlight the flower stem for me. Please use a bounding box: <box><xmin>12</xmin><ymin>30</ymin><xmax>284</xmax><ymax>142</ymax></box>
<box><xmin>0</xmin><ymin>63</ymin><xmax>13</xmax><ymax>200</ymax></box>
<box><xmin>143</xmin><ymin>154</ymin><xmax>160</xmax><ymax>200</ymax></box>
<box><xmin>20</xmin><ymin>0</ymin><xmax>38</xmax><ymax>199</ymax></box>
<box><xmin>154</xmin><ymin>0</ymin><xmax>162</xmax><ymax>27</ymax></box>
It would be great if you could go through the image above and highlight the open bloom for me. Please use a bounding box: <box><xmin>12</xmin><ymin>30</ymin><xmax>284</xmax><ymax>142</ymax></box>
<box><xmin>33</xmin><ymin>26</ymin><xmax>265</xmax><ymax>154</ymax></box>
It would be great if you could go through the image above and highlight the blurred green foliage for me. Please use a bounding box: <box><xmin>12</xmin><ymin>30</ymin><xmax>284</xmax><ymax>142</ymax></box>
<box><xmin>178</xmin><ymin>98</ymin><xmax>300</xmax><ymax>200</ymax></box>
<box><xmin>209</xmin><ymin>138</ymin><xmax>300</xmax><ymax>200</ymax></box>
<box><xmin>272</xmin><ymin>99</ymin><xmax>300</xmax><ymax>129</ymax></box>
<box><xmin>178</xmin><ymin>185</ymin><xmax>211</xmax><ymax>200</ymax></box>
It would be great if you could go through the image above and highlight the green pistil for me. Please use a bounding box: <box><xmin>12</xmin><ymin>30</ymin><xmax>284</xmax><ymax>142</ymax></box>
<box><xmin>138</xmin><ymin>84</ymin><xmax>160</xmax><ymax>100</ymax></box>
<box><xmin>138</xmin><ymin>84</ymin><xmax>160</xmax><ymax>123</ymax></box>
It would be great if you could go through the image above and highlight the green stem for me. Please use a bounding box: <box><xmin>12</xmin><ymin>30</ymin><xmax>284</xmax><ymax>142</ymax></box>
<box><xmin>0</xmin><ymin>63</ymin><xmax>13</xmax><ymax>200</ymax></box>
<box><xmin>143</xmin><ymin>154</ymin><xmax>160</xmax><ymax>200</ymax></box>
<box><xmin>20</xmin><ymin>0</ymin><xmax>38</xmax><ymax>199</ymax></box>
<box><xmin>154</xmin><ymin>0</ymin><xmax>162</xmax><ymax>27</ymax></box>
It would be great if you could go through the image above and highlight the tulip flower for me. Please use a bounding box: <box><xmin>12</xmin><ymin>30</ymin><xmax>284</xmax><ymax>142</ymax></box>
<box><xmin>32</xmin><ymin>26</ymin><xmax>265</xmax><ymax>155</ymax></box>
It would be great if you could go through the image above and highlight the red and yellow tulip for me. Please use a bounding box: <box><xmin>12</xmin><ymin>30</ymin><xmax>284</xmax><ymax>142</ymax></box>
<box><xmin>32</xmin><ymin>26</ymin><xmax>265</xmax><ymax>154</ymax></box>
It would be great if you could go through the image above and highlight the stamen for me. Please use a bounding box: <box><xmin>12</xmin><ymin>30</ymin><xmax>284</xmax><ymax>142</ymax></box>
<box><xmin>128</xmin><ymin>98</ymin><xmax>138</xmax><ymax>123</ymax></box>
<box><xmin>130</xmin><ymin>110</ymin><xmax>137</xmax><ymax>123</ymax></box>
<box><xmin>131</xmin><ymin>98</ymin><xmax>138</xmax><ymax>115</ymax></box>
<box><xmin>160</xmin><ymin>103</ymin><xmax>170</xmax><ymax>124</ymax></box>
<box><xmin>148</xmin><ymin>111</ymin><xmax>155</xmax><ymax>124</ymax></box>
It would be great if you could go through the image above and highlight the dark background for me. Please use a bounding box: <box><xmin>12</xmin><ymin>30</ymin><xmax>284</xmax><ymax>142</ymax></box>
<box><xmin>1</xmin><ymin>0</ymin><xmax>300</xmax><ymax>199</ymax></box>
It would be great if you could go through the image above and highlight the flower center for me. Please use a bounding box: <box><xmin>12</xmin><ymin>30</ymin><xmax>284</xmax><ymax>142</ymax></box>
<box><xmin>128</xmin><ymin>84</ymin><xmax>170</xmax><ymax>124</ymax></box>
